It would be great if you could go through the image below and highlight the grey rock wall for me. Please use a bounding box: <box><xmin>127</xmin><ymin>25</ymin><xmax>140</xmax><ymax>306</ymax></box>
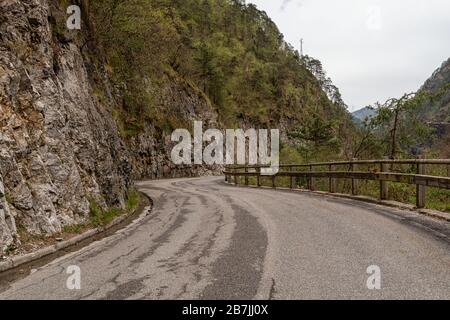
<box><xmin>0</xmin><ymin>0</ymin><xmax>221</xmax><ymax>254</ymax></box>
<box><xmin>0</xmin><ymin>0</ymin><xmax>129</xmax><ymax>252</ymax></box>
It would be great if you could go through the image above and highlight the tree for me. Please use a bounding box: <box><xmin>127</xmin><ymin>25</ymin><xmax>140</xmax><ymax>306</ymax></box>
<box><xmin>288</xmin><ymin>113</ymin><xmax>339</xmax><ymax>161</ymax></box>
<box><xmin>362</xmin><ymin>86</ymin><xmax>450</xmax><ymax>159</ymax></box>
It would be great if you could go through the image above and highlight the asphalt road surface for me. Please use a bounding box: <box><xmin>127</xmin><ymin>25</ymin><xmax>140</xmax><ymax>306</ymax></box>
<box><xmin>0</xmin><ymin>177</ymin><xmax>449</xmax><ymax>299</ymax></box>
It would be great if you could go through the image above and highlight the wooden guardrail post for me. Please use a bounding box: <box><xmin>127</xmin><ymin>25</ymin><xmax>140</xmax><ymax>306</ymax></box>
<box><xmin>309</xmin><ymin>165</ymin><xmax>314</xmax><ymax>191</ymax></box>
<box><xmin>329</xmin><ymin>164</ymin><xmax>337</xmax><ymax>193</ymax></box>
<box><xmin>307</xmin><ymin>165</ymin><xmax>311</xmax><ymax>190</ymax></box>
<box><xmin>380</xmin><ymin>158</ymin><xmax>389</xmax><ymax>200</ymax></box>
<box><xmin>416</xmin><ymin>157</ymin><xmax>426</xmax><ymax>208</ymax></box>
<box><xmin>291</xmin><ymin>166</ymin><xmax>297</xmax><ymax>189</ymax></box>
<box><xmin>257</xmin><ymin>167</ymin><xmax>261</xmax><ymax>187</ymax></box>
<box><xmin>227</xmin><ymin>159</ymin><xmax>449</xmax><ymax>206</ymax></box>
<box><xmin>289</xmin><ymin>166</ymin><xmax>292</xmax><ymax>189</ymax></box>
<box><xmin>351</xmin><ymin>158</ymin><xmax>358</xmax><ymax>195</ymax></box>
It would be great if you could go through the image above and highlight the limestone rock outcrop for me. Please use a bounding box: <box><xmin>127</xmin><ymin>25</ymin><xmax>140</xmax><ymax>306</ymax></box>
<box><xmin>0</xmin><ymin>0</ymin><xmax>217</xmax><ymax>253</ymax></box>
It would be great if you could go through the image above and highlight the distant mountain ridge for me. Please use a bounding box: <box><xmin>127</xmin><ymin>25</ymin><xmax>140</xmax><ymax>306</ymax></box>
<box><xmin>352</xmin><ymin>106</ymin><xmax>377</xmax><ymax>122</ymax></box>
<box><xmin>353</xmin><ymin>57</ymin><xmax>450</xmax><ymax>124</ymax></box>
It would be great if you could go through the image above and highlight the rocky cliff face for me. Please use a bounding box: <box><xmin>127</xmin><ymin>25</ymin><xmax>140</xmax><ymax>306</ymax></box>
<box><xmin>0</xmin><ymin>175</ymin><xmax>15</xmax><ymax>251</ymax></box>
<box><xmin>0</xmin><ymin>0</ymin><xmax>217</xmax><ymax>254</ymax></box>
<box><xmin>0</xmin><ymin>0</ymin><xmax>133</xmax><ymax>252</ymax></box>
<box><xmin>126</xmin><ymin>77</ymin><xmax>220</xmax><ymax>181</ymax></box>
<box><xmin>0</xmin><ymin>0</ymin><xmax>353</xmax><ymax>255</ymax></box>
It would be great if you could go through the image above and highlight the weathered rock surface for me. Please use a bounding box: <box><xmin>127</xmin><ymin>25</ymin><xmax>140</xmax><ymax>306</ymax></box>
<box><xmin>0</xmin><ymin>175</ymin><xmax>17</xmax><ymax>252</ymax></box>
<box><xmin>0</xmin><ymin>0</ymin><xmax>219</xmax><ymax>254</ymax></box>
<box><xmin>0</xmin><ymin>0</ymin><xmax>132</xmax><ymax>253</ymax></box>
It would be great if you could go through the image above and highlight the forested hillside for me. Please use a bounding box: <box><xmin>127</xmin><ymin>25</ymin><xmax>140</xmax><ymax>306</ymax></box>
<box><xmin>417</xmin><ymin>57</ymin><xmax>450</xmax><ymax>158</ymax></box>
<box><xmin>349</xmin><ymin>56</ymin><xmax>450</xmax><ymax>161</ymax></box>
<box><xmin>418</xmin><ymin>57</ymin><xmax>450</xmax><ymax>122</ymax></box>
<box><xmin>90</xmin><ymin>0</ymin><xmax>355</xmax><ymax>160</ymax></box>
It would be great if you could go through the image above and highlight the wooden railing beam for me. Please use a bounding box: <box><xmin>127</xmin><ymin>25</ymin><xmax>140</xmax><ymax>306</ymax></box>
<box><xmin>224</xmin><ymin>159</ymin><xmax>450</xmax><ymax>210</ymax></box>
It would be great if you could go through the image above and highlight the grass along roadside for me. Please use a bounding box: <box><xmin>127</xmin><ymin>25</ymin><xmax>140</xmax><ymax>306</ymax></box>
<box><xmin>70</xmin><ymin>189</ymin><xmax>141</xmax><ymax>231</ymax></box>
<box><xmin>5</xmin><ymin>189</ymin><xmax>142</xmax><ymax>258</ymax></box>
<box><xmin>241</xmin><ymin>175</ymin><xmax>449</xmax><ymax>213</ymax></box>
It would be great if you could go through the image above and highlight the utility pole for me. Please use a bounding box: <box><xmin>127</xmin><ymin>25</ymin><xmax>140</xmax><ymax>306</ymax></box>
<box><xmin>300</xmin><ymin>38</ymin><xmax>304</xmax><ymax>57</ymax></box>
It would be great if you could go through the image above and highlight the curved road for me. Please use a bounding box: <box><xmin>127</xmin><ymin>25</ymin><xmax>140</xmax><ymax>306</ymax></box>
<box><xmin>0</xmin><ymin>177</ymin><xmax>449</xmax><ymax>299</ymax></box>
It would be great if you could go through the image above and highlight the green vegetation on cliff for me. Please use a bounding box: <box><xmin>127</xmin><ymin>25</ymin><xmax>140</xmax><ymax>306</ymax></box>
<box><xmin>89</xmin><ymin>0</ymin><xmax>354</xmax><ymax>162</ymax></box>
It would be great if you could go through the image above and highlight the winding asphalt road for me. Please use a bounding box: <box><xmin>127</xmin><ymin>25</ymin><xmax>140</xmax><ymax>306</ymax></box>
<box><xmin>0</xmin><ymin>177</ymin><xmax>449</xmax><ymax>299</ymax></box>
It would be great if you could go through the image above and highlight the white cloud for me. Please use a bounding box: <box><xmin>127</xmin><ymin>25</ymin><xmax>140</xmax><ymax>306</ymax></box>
<box><xmin>366</xmin><ymin>5</ymin><xmax>382</xmax><ymax>31</ymax></box>
<box><xmin>248</xmin><ymin>0</ymin><xmax>450</xmax><ymax>111</ymax></box>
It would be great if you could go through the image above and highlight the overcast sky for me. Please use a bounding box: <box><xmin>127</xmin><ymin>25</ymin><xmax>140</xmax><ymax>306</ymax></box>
<box><xmin>248</xmin><ymin>0</ymin><xmax>450</xmax><ymax>112</ymax></box>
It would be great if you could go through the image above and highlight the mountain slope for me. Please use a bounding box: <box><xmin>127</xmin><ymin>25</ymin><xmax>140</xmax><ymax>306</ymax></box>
<box><xmin>91</xmin><ymin>0</ymin><xmax>353</xmax><ymax>139</ymax></box>
<box><xmin>0</xmin><ymin>0</ymin><xmax>213</xmax><ymax>253</ymax></box>
<box><xmin>352</xmin><ymin>106</ymin><xmax>377</xmax><ymax>122</ymax></box>
<box><xmin>0</xmin><ymin>0</ymin><xmax>354</xmax><ymax>254</ymax></box>
<box><xmin>418</xmin><ymin>57</ymin><xmax>450</xmax><ymax>122</ymax></box>
<box><xmin>417</xmin><ymin>57</ymin><xmax>450</xmax><ymax>157</ymax></box>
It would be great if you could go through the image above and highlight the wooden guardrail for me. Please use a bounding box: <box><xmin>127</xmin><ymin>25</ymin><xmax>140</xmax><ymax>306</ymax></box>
<box><xmin>224</xmin><ymin>159</ymin><xmax>450</xmax><ymax>209</ymax></box>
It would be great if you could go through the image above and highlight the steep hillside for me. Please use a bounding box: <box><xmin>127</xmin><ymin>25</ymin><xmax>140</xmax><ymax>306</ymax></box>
<box><xmin>0</xmin><ymin>0</ymin><xmax>215</xmax><ymax>253</ymax></box>
<box><xmin>417</xmin><ymin>57</ymin><xmax>450</xmax><ymax>157</ymax></box>
<box><xmin>90</xmin><ymin>0</ymin><xmax>354</xmax><ymax>148</ymax></box>
<box><xmin>0</xmin><ymin>0</ymin><xmax>354</xmax><ymax>254</ymax></box>
<box><xmin>418</xmin><ymin>57</ymin><xmax>450</xmax><ymax>122</ymax></box>
<box><xmin>0</xmin><ymin>0</ymin><xmax>130</xmax><ymax>251</ymax></box>
<box><xmin>352</xmin><ymin>106</ymin><xmax>377</xmax><ymax>122</ymax></box>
